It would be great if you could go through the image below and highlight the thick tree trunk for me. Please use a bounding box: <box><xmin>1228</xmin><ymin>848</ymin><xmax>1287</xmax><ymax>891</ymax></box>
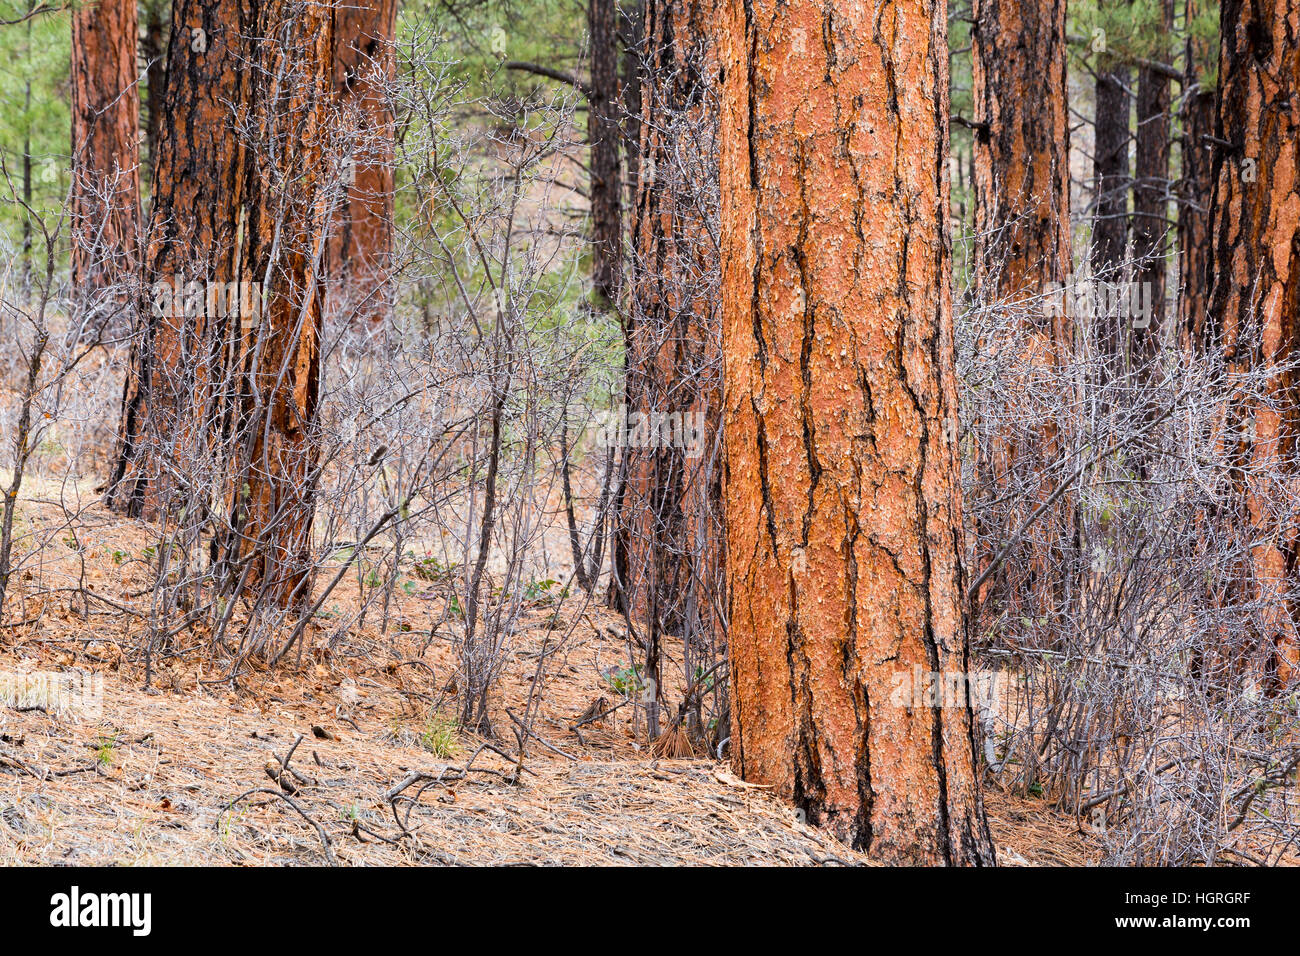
<box><xmin>107</xmin><ymin>0</ymin><xmax>252</xmax><ymax>518</ymax></box>
<box><xmin>717</xmin><ymin>0</ymin><xmax>995</xmax><ymax>863</ymax></box>
<box><xmin>1206</xmin><ymin>0</ymin><xmax>1300</xmax><ymax>684</ymax></box>
<box><xmin>109</xmin><ymin>0</ymin><xmax>329</xmax><ymax>619</ymax></box>
<box><xmin>329</xmin><ymin>0</ymin><xmax>397</xmax><ymax>328</ymax></box>
<box><xmin>1177</xmin><ymin>0</ymin><xmax>1215</xmax><ymax>348</ymax></box>
<box><xmin>623</xmin><ymin>0</ymin><xmax>723</xmax><ymax>742</ymax></box>
<box><xmin>227</xmin><ymin>0</ymin><xmax>333</xmax><ymax>615</ymax></box>
<box><xmin>70</xmin><ymin>0</ymin><xmax>141</xmax><ymax>293</ymax></box>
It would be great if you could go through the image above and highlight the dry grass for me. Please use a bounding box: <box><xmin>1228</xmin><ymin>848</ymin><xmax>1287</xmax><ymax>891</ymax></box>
<box><xmin>0</xmin><ymin>492</ymin><xmax>1096</xmax><ymax>866</ymax></box>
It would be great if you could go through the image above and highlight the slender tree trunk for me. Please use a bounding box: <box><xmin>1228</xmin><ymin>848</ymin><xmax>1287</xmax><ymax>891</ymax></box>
<box><xmin>329</xmin><ymin>0</ymin><xmax>397</xmax><ymax>328</ymax></box>
<box><xmin>589</xmin><ymin>0</ymin><xmax>622</xmax><ymax>308</ymax></box>
<box><xmin>1177</xmin><ymin>0</ymin><xmax>1216</xmax><ymax>348</ymax></box>
<box><xmin>1206</xmin><ymin>0</ymin><xmax>1300</xmax><ymax>684</ymax></box>
<box><xmin>140</xmin><ymin>0</ymin><xmax>170</xmax><ymax>190</ymax></box>
<box><xmin>1092</xmin><ymin>67</ymin><xmax>1131</xmax><ymax>278</ymax></box>
<box><xmin>717</xmin><ymin>0</ymin><xmax>995</xmax><ymax>863</ymax></box>
<box><xmin>70</xmin><ymin>0</ymin><xmax>141</xmax><ymax>292</ymax></box>
<box><xmin>624</xmin><ymin>0</ymin><xmax>722</xmax><ymax>742</ymax></box>
<box><xmin>107</xmin><ymin>0</ymin><xmax>252</xmax><ymax>518</ymax></box>
<box><xmin>1131</xmin><ymin>0</ymin><xmax>1174</xmax><ymax>361</ymax></box>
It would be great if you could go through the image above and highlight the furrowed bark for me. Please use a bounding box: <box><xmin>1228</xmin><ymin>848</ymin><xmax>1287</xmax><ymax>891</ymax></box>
<box><xmin>622</xmin><ymin>0</ymin><xmax>723</xmax><ymax>741</ymax></box>
<box><xmin>717</xmin><ymin>0</ymin><xmax>995</xmax><ymax>863</ymax></box>
<box><xmin>107</xmin><ymin>0</ymin><xmax>252</xmax><ymax>518</ymax></box>
<box><xmin>1131</xmin><ymin>0</ymin><xmax>1174</xmax><ymax>362</ymax></box>
<box><xmin>329</xmin><ymin>0</ymin><xmax>397</xmax><ymax>327</ymax></box>
<box><xmin>1177</xmin><ymin>0</ymin><xmax>1216</xmax><ymax>348</ymax></box>
<box><xmin>969</xmin><ymin>0</ymin><xmax>1074</xmax><ymax>622</ymax></box>
<box><xmin>225</xmin><ymin>0</ymin><xmax>333</xmax><ymax>615</ymax></box>
<box><xmin>1205</xmin><ymin>0</ymin><xmax>1300</xmax><ymax>684</ymax></box>
<box><xmin>70</xmin><ymin>0</ymin><xmax>141</xmax><ymax>293</ymax></box>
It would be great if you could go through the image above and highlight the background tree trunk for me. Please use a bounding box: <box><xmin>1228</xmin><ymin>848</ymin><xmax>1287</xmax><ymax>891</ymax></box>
<box><xmin>971</xmin><ymin>0</ymin><xmax>1071</xmax><ymax>301</ymax></box>
<box><xmin>623</xmin><ymin>0</ymin><xmax>722</xmax><ymax>742</ymax></box>
<box><xmin>969</xmin><ymin>0</ymin><xmax>1074</xmax><ymax>624</ymax></box>
<box><xmin>1131</xmin><ymin>0</ymin><xmax>1175</xmax><ymax>362</ymax></box>
<box><xmin>1091</xmin><ymin>66</ymin><xmax>1131</xmax><ymax>280</ymax></box>
<box><xmin>140</xmin><ymin>0</ymin><xmax>170</xmax><ymax>190</ymax></box>
<box><xmin>70</xmin><ymin>0</ymin><xmax>141</xmax><ymax>293</ymax></box>
<box><xmin>588</xmin><ymin>0</ymin><xmax>622</xmax><ymax>308</ymax></box>
<box><xmin>717</xmin><ymin>0</ymin><xmax>995</xmax><ymax>863</ymax></box>
<box><xmin>329</xmin><ymin>0</ymin><xmax>398</xmax><ymax>328</ymax></box>
<box><xmin>1177</xmin><ymin>0</ymin><xmax>1215</xmax><ymax>348</ymax></box>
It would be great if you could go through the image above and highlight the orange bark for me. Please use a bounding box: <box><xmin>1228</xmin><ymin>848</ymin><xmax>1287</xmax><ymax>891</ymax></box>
<box><xmin>717</xmin><ymin>0</ymin><xmax>994</xmax><ymax>862</ymax></box>
<box><xmin>108</xmin><ymin>0</ymin><xmax>252</xmax><ymax>518</ymax></box>
<box><xmin>971</xmin><ymin>0</ymin><xmax>1071</xmax><ymax>303</ymax></box>
<box><xmin>70</xmin><ymin>0</ymin><xmax>141</xmax><ymax>291</ymax></box>
<box><xmin>1206</xmin><ymin>0</ymin><xmax>1300</xmax><ymax>683</ymax></box>
<box><xmin>329</xmin><ymin>0</ymin><xmax>397</xmax><ymax>327</ymax></box>
<box><xmin>230</xmin><ymin>0</ymin><xmax>334</xmax><ymax>614</ymax></box>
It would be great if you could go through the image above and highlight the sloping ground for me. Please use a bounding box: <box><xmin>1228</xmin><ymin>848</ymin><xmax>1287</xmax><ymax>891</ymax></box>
<box><xmin>0</xmin><ymin>492</ymin><xmax>1095</xmax><ymax>867</ymax></box>
<box><xmin>0</xmin><ymin>666</ymin><xmax>874</xmax><ymax>865</ymax></box>
<box><xmin>0</xmin><ymin>660</ymin><xmax>1094</xmax><ymax>866</ymax></box>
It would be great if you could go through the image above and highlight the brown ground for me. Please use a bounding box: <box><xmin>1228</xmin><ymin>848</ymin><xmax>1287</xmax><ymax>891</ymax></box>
<box><xmin>0</xmin><ymin>492</ymin><xmax>1097</xmax><ymax>866</ymax></box>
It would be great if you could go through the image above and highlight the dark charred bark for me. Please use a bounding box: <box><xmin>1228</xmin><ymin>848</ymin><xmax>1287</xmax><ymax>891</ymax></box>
<box><xmin>1092</xmin><ymin>67</ymin><xmax>1132</xmax><ymax>279</ymax></box>
<box><xmin>141</xmin><ymin>0</ymin><xmax>170</xmax><ymax>190</ymax></box>
<box><xmin>589</xmin><ymin>0</ymin><xmax>622</xmax><ymax>308</ymax></box>
<box><xmin>620</xmin><ymin>0</ymin><xmax>723</xmax><ymax>742</ymax></box>
<box><xmin>1177</xmin><ymin>0</ymin><xmax>1216</xmax><ymax>348</ymax></box>
<box><xmin>1131</xmin><ymin>0</ymin><xmax>1174</xmax><ymax>362</ymax></box>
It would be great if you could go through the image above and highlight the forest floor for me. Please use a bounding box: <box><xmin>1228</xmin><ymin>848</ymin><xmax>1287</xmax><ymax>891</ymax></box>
<box><xmin>0</xmin><ymin>488</ymin><xmax>1100</xmax><ymax>866</ymax></box>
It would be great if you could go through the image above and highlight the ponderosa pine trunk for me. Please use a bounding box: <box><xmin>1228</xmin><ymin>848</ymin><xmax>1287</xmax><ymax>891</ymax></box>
<box><xmin>1177</xmin><ymin>0</ymin><xmax>1216</xmax><ymax>348</ymax></box>
<box><xmin>329</xmin><ymin>0</ymin><xmax>397</xmax><ymax>327</ymax></box>
<box><xmin>969</xmin><ymin>0</ymin><xmax>1073</xmax><ymax>625</ymax></box>
<box><xmin>589</xmin><ymin>0</ymin><xmax>622</xmax><ymax>308</ymax></box>
<box><xmin>1205</xmin><ymin>0</ymin><xmax>1300</xmax><ymax>684</ymax></box>
<box><xmin>140</xmin><ymin>0</ymin><xmax>170</xmax><ymax>189</ymax></box>
<box><xmin>107</xmin><ymin>0</ymin><xmax>251</xmax><ymax>518</ymax></box>
<box><xmin>1092</xmin><ymin>66</ymin><xmax>1131</xmax><ymax>280</ymax></box>
<box><xmin>717</xmin><ymin>0</ymin><xmax>995</xmax><ymax>863</ymax></box>
<box><xmin>227</xmin><ymin>0</ymin><xmax>332</xmax><ymax>618</ymax></box>
<box><xmin>70</xmin><ymin>0</ymin><xmax>141</xmax><ymax>293</ymax></box>
<box><xmin>623</xmin><ymin>0</ymin><xmax>723</xmax><ymax>743</ymax></box>
<box><xmin>110</xmin><ymin>0</ymin><xmax>329</xmax><ymax>619</ymax></box>
<box><xmin>1131</xmin><ymin>0</ymin><xmax>1174</xmax><ymax>362</ymax></box>
<box><xmin>971</xmin><ymin>0</ymin><xmax>1071</xmax><ymax>301</ymax></box>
